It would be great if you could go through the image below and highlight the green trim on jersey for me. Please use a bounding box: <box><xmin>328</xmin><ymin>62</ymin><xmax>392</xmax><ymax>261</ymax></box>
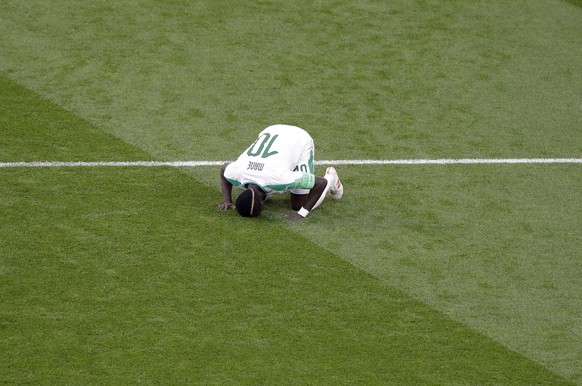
<box><xmin>298</xmin><ymin>172</ymin><xmax>315</xmax><ymax>189</ymax></box>
<box><xmin>228</xmin><ymin>173</ymin><xmax>315</xmax><ymax>193</ymax></box>
<box><xmin>226</xmin><ymin>178</ymin><xmax>269</xmax><ymax>192</ymax></box>
<box><xmin>265</xmin><ymin>173</ymin><xmax>315</xmax><ymax>192</ymax></box>
<box><xmin>226</xmin><ymin>177</ymin><xmax>241</xmax><ymax>187</ymax></box>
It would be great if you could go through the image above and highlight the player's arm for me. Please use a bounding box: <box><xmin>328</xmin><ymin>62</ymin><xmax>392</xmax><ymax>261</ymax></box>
<box><xmin>290</xmin><ymin>193</ymin><xmax>307</xmax><ymax>211</ymax></box>
<box><xmin>285</xmin><ymin>176</ymin><xmax>328</xmax><ymax>219</ymax></box>
<box><xmin>217</xmin><ymin>163</ymin><xmax>236</xmax><ymax>210</ymax></box>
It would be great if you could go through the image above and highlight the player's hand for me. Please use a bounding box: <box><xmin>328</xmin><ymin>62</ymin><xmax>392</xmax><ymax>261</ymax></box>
<box><xmin>285</xmin><ymin>213</ymin><xmax>305</xmax><ymax>220</ymax></box>
<box><xmin>217</xmin><ymin>202</ymin><xmax>235</xmax><ymax>211</ymax></box>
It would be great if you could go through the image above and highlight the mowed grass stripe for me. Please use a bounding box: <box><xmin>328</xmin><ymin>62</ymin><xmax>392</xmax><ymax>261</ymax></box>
<box><xmin>0</xmin><ymin>69</ymin><xmax>572</xmax><ymax>384</ymax></box>
<box><xmin>1</xmin><ymin>166</ymin><xmax>572</xmax><ymax>385</ymax></box>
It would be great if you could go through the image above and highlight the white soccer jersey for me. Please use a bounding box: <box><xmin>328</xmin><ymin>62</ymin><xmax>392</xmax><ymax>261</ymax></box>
<box><xmin>224</xmin><ymin>125</ymin><xmax>315</xmax><ymax>194</ymax></box>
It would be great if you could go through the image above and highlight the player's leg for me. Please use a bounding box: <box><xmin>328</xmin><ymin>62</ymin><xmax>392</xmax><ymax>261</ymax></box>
<box><xmin>310</xmin><ymin>171</ymin><xmax>337</xmax><ymax>210</ymax></box>
<box><xmin>325</xmin><ymin>166</ymin><xmax>343</xmax><ymax>200</ymax></box>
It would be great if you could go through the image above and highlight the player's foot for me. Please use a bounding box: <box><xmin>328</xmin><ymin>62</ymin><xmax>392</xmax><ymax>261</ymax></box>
<box><xmin>325</xmin><ymin>166</ymin><xmax>343</xmax><ymax>200</ymax></box>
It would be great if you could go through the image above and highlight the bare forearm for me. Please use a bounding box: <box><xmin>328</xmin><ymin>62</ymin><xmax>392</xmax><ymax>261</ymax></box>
<box><xmin>220</xmin><ymin>163</ymin><xmax>233</xmax><ymax>202</ymax></box>
<box><xmin>302</xmin><ymin>176</ymin><xmax>327</xmax><ymax>211</ymax></box>
<box><xmin>222</xmin><ymin>182</ymin><xmax>232</xmax><ymax>203</ymax></box>
<box><xmin>218</xmin><ymin>163</ymin><xmax>235</xmax><ymax>210</ymax></box>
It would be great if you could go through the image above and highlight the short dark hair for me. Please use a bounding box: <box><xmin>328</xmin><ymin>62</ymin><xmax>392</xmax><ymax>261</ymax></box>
<box><xmin>236</xmin><ymin>188</ymin><xmax>264</xmax><ymax>217</ymax></box>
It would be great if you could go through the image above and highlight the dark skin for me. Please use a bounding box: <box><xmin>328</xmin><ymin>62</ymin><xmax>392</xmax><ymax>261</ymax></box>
<box><xmin>217</xmin><ymin>162</ymin><xmax>328</xmax><ymax>219</ymax></box>
<box><xmin>284</xmin><ymin>176</ymin><xmax>328</xmax><ymax>219</ymax></box>
<box><xmin>217</xmin><ymin>163</ymin><xmax>236</xmax><ymax>211</ymax></box>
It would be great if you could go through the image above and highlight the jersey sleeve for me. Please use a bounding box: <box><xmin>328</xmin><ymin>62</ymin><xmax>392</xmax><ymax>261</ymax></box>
<box><xmin>223</xmin><ymin>163</ymin><xmax>241</xmax><ymax>186</ymax></box>
<box><xmin>263</xmin><ymin>171</ymin><xmax>315</xmax><ymax>192</ymax></box>
<box><xmin>294</xmin><ymin>172</ymin><xmax>315</xmax><ymax>189</ymax></box>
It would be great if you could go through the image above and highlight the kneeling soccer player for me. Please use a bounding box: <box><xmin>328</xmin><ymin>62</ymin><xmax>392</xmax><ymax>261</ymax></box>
<box><xmin>217</xmin><ymin>124</ymin><xmax>343</xmax><ymax>219</ymax></box>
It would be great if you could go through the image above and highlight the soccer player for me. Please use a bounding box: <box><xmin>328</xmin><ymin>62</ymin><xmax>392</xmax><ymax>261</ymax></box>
<box><xmin>217</xmin><ymin>124</ymin><xmax>343</xmax><ymax>219</ymax></box>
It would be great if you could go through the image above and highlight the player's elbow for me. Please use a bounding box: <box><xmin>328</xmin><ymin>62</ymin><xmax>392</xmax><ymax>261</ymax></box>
<box><xmin>220</xmin><ymin>162</ymin><xmax>230</xmax><ymax>178</ymax></box>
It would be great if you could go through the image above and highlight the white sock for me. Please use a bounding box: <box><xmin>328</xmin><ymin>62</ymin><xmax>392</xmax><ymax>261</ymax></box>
<box><xmin>311</xmin><ymin>174</ymin><xmax>334</xmax><ymax>210</ymax></box>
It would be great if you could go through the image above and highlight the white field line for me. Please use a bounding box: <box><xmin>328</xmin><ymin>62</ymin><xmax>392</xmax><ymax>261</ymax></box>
<box><xmin>0</xmin><ymin>161</ymin><xmax>224</xmax><ymax>168</ymax></box>
<box><xmin>317</xmin><ymin>158</ymin><xmax>582</xmax><ymax>165</ymax></box>
<box><xmin>0</xmin><ymin>158</ymin><xmax>581</xmax><ymax>169</ymax></box>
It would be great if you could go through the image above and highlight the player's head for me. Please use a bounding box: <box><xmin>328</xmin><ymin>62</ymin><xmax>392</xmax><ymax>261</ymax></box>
<box><xmin>236</xmin><ymin>185</ymin><xmax>266</xmax><ymax>218</ymax></box>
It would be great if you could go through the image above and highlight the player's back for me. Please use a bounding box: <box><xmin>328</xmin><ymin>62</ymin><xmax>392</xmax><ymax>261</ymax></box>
<box><xmin>225</xmin><ymin>124</ymin><xmax>314</xmax><ymax>193</ymax></box>
<box><xmin>247</xmin><ymin>124</ymin><xmax>312</xmax><ymax>170</ymax></box>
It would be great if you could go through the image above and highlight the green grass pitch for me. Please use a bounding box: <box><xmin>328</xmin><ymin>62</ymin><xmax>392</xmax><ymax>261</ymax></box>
<box><xmin>1</xmin><ymin>0</ymin><xmax>581</xmax><ymax>384</ymax></box>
